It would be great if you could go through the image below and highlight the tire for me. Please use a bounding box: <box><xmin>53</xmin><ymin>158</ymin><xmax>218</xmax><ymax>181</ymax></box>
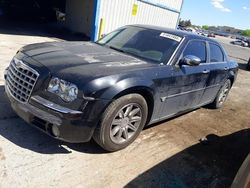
<box><xmin>247</xmin><ymin>59</ymin><xmax>250</xmax><ymax>70</ymax></box>
<box><xmin>210</xmin><ymin>79</ymin><xmax>232</xmax><ymax>109</ymax></box>
<box><xmin>93</xmin><ymin>94</ymin><xmax>148</xmax><ymax>152</ymax></box>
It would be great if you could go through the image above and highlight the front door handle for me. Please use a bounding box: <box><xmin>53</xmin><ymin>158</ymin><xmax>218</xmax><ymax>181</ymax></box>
<box><xmin>202</xmin><ymin>70</ymin><xmax>210</xmax><ymax>74</ymax></box>
<box><xmin>224</xmin><ymin>67</ymin><xmax>229</xmax><ymax>71</ymax></box>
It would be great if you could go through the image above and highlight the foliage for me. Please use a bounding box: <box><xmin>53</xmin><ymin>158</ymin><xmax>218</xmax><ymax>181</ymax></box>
<box><xmin>202</xmin><ymin>25</ymin><xmax>209</xmax><ymax>30</ymax></box>
<box><xmin>179</xmin><ymin>19</ymin><xmax>192</xmax><ymax>27</ymax></box>
<box><xmin>241</xmin><ymin>30</ymin><xmax>250</xmax><ymax>37</ymax></box>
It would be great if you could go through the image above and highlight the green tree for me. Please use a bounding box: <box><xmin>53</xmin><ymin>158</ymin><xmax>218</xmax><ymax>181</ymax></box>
<box><xmin>202</xmin><ymin>25</ymin><xmax>209</xmax><ymax>30</ymax></box>
<box><xmin>179</xmin><ymin>19</ymin><xmax>192</xmax><ymax>27</ymax></box>
<box><xmin>241</xmin><ymin>30</ymin><xmax>250</xmax><ymax>37</ymax></box>
<box><xmin>186</xmin><ymin>20</ymin><xmax>192</xmax><ymax>27</ymax></box>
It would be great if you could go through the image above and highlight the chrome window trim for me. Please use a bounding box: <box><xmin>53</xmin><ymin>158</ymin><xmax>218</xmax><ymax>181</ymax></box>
<box><xmin>208</xmin><ymin>41</ymin><xmax>226</xmax><ymax>63</ymax></box>
<box><xmin>201</xmin><ymin>61</ymin><xmax>228</xmax><ymax>65</ymax></box>
<box><xmin>167</xmin><ymin>37</ymin><xmax>185</xmax><ymax>65</ymax></box>
<box><xmin>176</xmin><ymin>39</ymin><xmax>208</xmax><ymax>66</ymax></box>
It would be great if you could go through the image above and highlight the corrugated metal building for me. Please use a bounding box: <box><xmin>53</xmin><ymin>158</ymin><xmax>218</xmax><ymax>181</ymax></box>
<box><xmin>65</xmin><ymin>0</ymin><xmax>183</xmax><ymax>41</ymax></box>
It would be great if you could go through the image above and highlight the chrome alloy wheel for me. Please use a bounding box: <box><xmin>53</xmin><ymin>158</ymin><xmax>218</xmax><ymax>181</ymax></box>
<box><xmin>218</xmin><ymin>81</ymin><xmax>230</xmax><ymax>105</ymax></box>
<box><xmin>110</xmin><ymin>103</ymin><xmax>142</xmax><ymax>144</ymax></box>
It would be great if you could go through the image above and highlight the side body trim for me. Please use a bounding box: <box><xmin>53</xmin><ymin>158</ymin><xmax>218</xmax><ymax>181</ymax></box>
<box><xmin>160</xmin><ymin>84</ymin><xmax>220</xmax><ymax>102</ymax></box>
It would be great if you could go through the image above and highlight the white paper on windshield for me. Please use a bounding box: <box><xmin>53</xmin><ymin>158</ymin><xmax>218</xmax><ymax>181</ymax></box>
<box><xmin>160</xmin><ymin>33</ymin><xmax>182</xmax><ymax>42</ymax></box>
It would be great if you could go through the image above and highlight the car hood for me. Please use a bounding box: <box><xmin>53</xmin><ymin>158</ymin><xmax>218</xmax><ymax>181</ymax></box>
<box><xmin>19</xmin><ymin>41</ymin><xmax>156</xmax><ymax>80</ymax></box>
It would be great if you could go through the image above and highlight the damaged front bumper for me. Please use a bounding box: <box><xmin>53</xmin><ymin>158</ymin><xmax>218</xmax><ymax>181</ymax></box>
<box><xmin>4</xmin><ymin>84</ymin><xmax>96</xmax><ymax>143</ymax></box>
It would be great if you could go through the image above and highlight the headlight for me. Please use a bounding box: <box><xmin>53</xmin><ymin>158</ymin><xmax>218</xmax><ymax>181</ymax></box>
<box><xmin>47</xmin><ymin>77</ymin><xmax>78</xmax><ymax>102</ymax></box>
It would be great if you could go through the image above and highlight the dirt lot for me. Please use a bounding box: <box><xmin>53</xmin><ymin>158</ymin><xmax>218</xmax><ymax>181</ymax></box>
<box><xmin>0</xmin><ymin>26</ymin><xmax>249</xmax><ymax>188</ymax></box>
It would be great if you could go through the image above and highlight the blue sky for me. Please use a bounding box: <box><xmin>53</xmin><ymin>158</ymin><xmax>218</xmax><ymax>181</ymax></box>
<box><xmin>180</xmin><ymin>0</ymin><xmax>250</xmax><ymax>30</ymax></box>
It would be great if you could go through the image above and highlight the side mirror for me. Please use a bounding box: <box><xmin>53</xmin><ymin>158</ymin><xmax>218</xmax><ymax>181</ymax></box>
<box><xmin>180</xmin><ymin>55</ymin><xmax>201</xmax><ymax>66</ymax></box>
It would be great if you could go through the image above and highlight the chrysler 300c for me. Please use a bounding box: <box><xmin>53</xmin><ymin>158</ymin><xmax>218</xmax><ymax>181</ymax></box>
<box><xmin>4</xmin><ymin>25</ymin><xmax>238</xmax><ymax>151</ymax></box>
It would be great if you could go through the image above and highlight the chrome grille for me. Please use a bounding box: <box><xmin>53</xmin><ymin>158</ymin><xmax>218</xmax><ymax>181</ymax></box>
<box><xmin>6</xmin><ymin>58</ymin><xmax>39</xmax><ymax>103</ymax></box>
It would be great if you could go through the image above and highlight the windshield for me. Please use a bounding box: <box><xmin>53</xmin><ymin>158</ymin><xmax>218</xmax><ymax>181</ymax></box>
<box><xmin>97</xmin><ymin>26</ymin><xmax>182</xmax><ymax>63</ymax></box>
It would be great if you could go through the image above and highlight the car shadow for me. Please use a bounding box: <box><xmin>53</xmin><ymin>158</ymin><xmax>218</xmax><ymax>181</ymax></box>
<box><xmin>126</xmin><ymin>129</ymin><xmax>250</xmax><ymax>188</ymax></box>
<box><xmin>238</xmin><ymin>62</ymin><xmax>250</xmax><ymax>71</ymax></box>
<box><xmin>0</xmin><ymin>85</ymin><xmax>107</xmax><ymax>154</ymax></box>
<box><xmin>0</xmin><ymin>18</ymin><xmax>90</xmax><ymax>41</ymax></box>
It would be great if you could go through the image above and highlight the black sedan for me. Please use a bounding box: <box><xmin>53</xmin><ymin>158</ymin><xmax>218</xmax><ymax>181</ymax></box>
<box><xmin>4</xmin><ymin>25</ymin><xmax>238</xmax><ymax>151</ymax></box>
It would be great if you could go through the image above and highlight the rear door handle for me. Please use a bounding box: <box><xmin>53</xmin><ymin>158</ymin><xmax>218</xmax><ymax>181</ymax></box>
<box><xmin>202</xmin><ymin>70</ymin><xmax>210</xmax><ymax>74</ymax></box>
<box><xmin>224</xmin><ymin>67</ymin><xmax>229</xmax><ymax>71</ymax></box>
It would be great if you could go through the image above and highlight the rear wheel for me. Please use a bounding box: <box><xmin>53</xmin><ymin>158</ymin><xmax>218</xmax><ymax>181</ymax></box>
<box><xmin>210</xmin><ymin>79</ymin><xmax>231</xmax><ymax>109</ymax></box>
<box><xmin>93</xmin><ymin>94</ymin><xmax>148</xmax><ymax>152</ymax></box>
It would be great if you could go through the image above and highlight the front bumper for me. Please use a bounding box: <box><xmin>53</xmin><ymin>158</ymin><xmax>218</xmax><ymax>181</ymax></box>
<box><xmin>5</xmin><ymin>84</ymin><xmax>97</xmax><ymax>143</ymax></box>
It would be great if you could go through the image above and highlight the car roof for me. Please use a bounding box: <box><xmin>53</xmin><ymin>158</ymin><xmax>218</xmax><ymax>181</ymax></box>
<box><xmin>129</xmin><ymin>24</ymin><xmax>219</xmax><ymax>44</ymax></box>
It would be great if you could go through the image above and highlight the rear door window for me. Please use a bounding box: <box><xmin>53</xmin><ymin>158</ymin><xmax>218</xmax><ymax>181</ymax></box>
<box><xmin>209</xmin><ymin>43</ymin><xmax>224</xmax><ymax>62</ymax></box>
<box><xmin>183</xmin><ymin>40</ymin><xmax>207</xmax><ymax>63</ymax></box>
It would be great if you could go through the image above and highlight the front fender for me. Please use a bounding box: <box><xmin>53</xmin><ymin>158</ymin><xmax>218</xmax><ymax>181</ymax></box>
<box><xmin>99</xmin><ymin>77</ymin><xmax>155</xmax><ymax>100</ymax></box>
<box><xmin>84</xmin><ymin>75</ymin><xmax>156</xmax><ymax>100</ymax></box>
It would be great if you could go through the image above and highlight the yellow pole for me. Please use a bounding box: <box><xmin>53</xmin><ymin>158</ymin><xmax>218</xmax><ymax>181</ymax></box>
<box><xmin>98</xmin><ymin>18</ymin><xmax>105</xmax><ymax>39</ymax></box>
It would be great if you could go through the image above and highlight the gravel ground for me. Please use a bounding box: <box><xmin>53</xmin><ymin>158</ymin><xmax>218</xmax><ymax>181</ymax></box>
<box><xmin>0</xmin><ymin>27</ymin><xmax>249</xmax><ymax>188</ymax></box>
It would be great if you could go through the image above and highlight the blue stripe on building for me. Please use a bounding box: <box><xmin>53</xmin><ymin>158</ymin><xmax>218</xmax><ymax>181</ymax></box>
<box><xmin>91</xmin><ymin>0</ymin><xmax>101</xmax><ymax>41</ymax></box>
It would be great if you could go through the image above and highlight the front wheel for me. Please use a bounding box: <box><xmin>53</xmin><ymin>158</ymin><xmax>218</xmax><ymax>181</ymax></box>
<box><xmin>210</xmin><ymin>79</ymin><xmax>232</xmax><ymax>109</ymax></box>
<box><xmin>93</xmin><ymin>94</ymin><xmax>148</xmax><ymax>152</ymax></box>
